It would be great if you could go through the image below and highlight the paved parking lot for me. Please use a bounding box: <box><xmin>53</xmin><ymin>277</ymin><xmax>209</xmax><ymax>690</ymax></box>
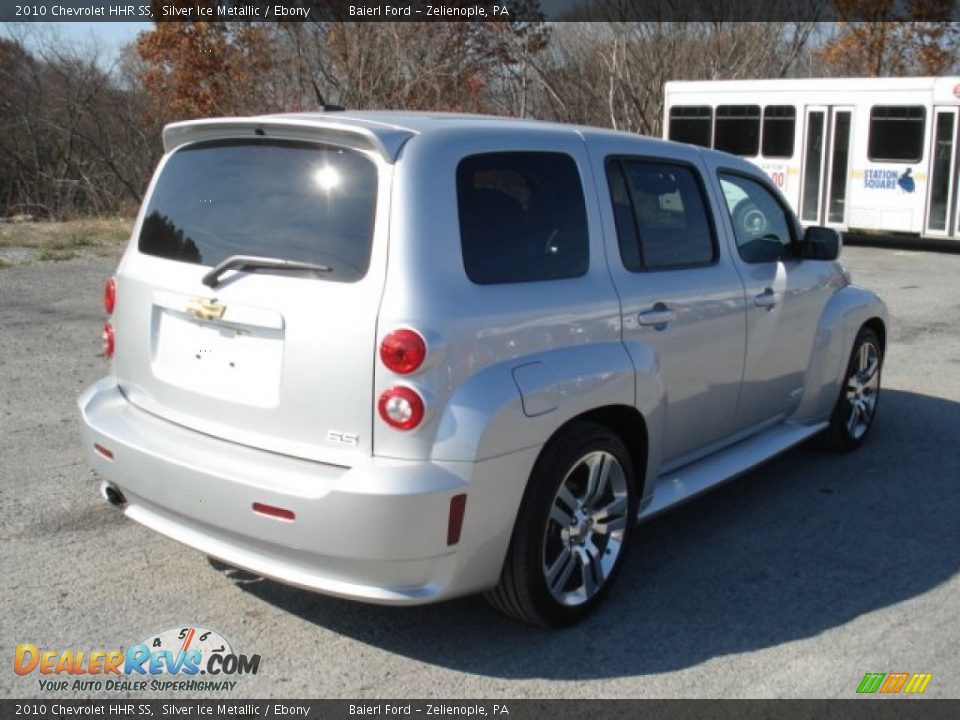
<box><xmin>2</xmin><ymin>245</ymin><xmax>958</xmax><ymax>699</ymax></box>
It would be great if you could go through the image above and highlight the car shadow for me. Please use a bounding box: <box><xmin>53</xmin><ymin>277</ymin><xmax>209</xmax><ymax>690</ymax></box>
<box><xmin>209</xmin><ymin>388</ymin><xmax>960</xmax><ymax>679</ymax></box>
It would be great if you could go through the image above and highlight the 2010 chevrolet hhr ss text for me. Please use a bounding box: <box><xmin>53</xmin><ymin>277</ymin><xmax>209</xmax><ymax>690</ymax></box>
<box><xmin>79</xmin><ymin>112</ymin><xmax>887</xmax><ymax>626</ymax></box>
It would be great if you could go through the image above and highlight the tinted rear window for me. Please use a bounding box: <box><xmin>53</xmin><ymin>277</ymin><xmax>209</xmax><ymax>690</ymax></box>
<box><xmin>139</xmin><ymin>139</ymin><xmax>377</xmax><ymax>282</ymax></box>
<box><xmin>457</xmin><ymin>152</ymin><xmax>589</xmax><ymax>284</ymax></box>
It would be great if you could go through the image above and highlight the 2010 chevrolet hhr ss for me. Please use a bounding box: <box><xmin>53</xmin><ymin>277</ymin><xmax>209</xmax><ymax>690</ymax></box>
<box><xmin>79</xmin><ymin>112</ymin><xmax>887</xmax><ymax>626</ymax></box>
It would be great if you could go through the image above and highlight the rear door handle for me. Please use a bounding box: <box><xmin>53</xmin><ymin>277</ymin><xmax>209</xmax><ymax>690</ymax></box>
<box><xmin>755</xmin><ymin>288</ymin><xmax>778</xmax><ymax>309</ymax></box>
<box><xmin>638</xmin><ymin>304</ymin><xmax>676</xmax><ymax>328</ymax></box>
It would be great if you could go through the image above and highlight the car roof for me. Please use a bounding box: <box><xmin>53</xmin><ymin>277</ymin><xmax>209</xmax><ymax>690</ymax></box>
<box><xmin>164</xmin><ymin>110</ymin><xmax>742</xmax><ymax>167</ymax></box>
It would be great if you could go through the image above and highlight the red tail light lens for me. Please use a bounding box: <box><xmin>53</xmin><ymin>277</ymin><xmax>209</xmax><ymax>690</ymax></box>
<box><xmin>378</xmin><ymin>386</ymin><xmax>425</xmax><ymax>430</ymax></box>
<box><xmin>102</xmin><ymin>322</ymin><xmax>115</xmax><ymax>358</ymax></box>
<box><xmin>103</xmin><ymin>277</ymin><xmax>116</xmax><ymax>314</ymax></box>
<box><xmin>379</xmin><ymin>329</ymin><xmax>426</xmax><ymax>375</ymax></box>
<box><xmin>252</xmin><ymin>502</ymin><xmax>296</xmax><ymax>521</ymax></box>
<box><xmin>447</xmin><ymin>494</ymin><xmax>468</xmax><ymax>545</ymax></box>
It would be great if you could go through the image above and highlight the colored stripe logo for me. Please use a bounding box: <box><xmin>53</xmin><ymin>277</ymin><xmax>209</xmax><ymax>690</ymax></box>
<box><xmin>857</xmin><ymin>672</ymin><xmax>933</xmax><ymax>694</ymax></box>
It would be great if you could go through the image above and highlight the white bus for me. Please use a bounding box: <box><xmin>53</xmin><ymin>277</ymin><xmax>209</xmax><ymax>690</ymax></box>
<box><xmin>664</xmin><ymin>77</ymin><xmax>960</xmax><ymax>240</ymax></box>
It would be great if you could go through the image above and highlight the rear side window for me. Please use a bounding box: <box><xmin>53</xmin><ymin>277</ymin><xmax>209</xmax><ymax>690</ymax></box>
<box><xmin>139</xmin><ymin>139</ymin><xmax>377</xmax><ymax>282</ymax></box>
<box><xmin>457</xmin><ymin>152</ymin><xmax>589</xmax><ymax>284</ymax></box>
<box><xmin>607</xmin><ymin>159</ymin><xmax>716</xmax><ymax>270</ymax></box>
<box><xmin>868</xmin><ymin>106</ymin><xmax>925</xmax><ymax>162</ymax></box>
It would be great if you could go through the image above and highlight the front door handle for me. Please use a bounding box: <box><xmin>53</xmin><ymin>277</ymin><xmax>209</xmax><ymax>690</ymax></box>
<box><xmin>638</xmin><ymin>303</ymin><xmax>676</xmax><ymax>328</ymax></box>
<box><xmin>755</xmin><ymin>288</ymin><xmax>778</xmax><ymax>310</ymax></box>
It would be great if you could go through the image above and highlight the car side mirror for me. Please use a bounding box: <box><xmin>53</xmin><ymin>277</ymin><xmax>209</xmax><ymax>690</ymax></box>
<box><xmin>801</xmin><ymin>226</ymin><xmax>841</xmax><ymax>261</ymax></box>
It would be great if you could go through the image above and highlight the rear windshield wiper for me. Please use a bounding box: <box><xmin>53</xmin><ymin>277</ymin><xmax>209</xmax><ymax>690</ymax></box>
<box><xmin>202</xmin><ymin>255</ymin><xmax>333</xmax><ymax>288</ymax></box>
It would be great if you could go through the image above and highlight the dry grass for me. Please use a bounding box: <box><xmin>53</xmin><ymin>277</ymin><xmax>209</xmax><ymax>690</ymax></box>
<box><xmin>0</xmin><ymin>217</ymin><xmax>134</xmax><ymax>266</ymax></box>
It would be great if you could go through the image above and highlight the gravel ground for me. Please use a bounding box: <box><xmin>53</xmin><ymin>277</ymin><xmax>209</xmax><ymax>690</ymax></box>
<box><xmin>1</xmin><ymin>245</ymin><xmax>958</xmax><ymax>699</ymax></box>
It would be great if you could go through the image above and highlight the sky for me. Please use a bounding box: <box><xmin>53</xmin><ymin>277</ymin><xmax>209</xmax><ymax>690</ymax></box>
<box><xmin>1</xmin><ymin>21</ymin><xmax>151</xmax><ymax>62</ymax></box>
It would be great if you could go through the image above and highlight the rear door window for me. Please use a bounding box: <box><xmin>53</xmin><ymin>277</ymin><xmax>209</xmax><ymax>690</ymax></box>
<box><xmin>607</xmin><ymin>159</ymin><xmax>716</xmax><ymax>270</ymax></box>
<box><xmin>139</xmin><ymin>139</ymin><xmax>378</xmax><ymax>282</ymax></box>
<box><xmin>457</xmin><ymin>152</ymin><xmax>589</xmax><ymax>284</ymax></box>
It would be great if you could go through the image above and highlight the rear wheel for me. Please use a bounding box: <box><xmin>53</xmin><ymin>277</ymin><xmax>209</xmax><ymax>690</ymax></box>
<box><xmin>486</xmin><ymin>421</ymin><xmax>638</xmax><ymax>627</ymax></box>
<box><xmin>818</xmin><ymin>326</ymin><xmax>883</xmax><ymax>451</ymax></box>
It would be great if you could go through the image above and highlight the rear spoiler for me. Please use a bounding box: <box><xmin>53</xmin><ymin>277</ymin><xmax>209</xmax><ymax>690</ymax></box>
<box><xmin>162</xmin><ymin>116</ymin><xmax>416</xmax><ymax>164</ymax></box>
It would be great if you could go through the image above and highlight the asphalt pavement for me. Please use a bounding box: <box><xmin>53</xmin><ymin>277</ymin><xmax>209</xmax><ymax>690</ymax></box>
<box><xmin>2</xmin><ymin>245</ymin><xmax>958</xmax><ymax>699</ymax></box>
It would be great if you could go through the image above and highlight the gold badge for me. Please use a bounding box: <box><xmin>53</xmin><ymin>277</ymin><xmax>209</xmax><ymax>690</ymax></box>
<box><xmin>185</xmin><ymin>297</ymin><xmax>226</xmax><ymax>321</ymax></box>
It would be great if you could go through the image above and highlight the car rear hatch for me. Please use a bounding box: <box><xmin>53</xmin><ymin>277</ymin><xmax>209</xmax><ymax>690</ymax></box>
<box><xmin>113</xmin><ymin>119</ymin><xmax>403</xmax><ymax>465</ymax></box>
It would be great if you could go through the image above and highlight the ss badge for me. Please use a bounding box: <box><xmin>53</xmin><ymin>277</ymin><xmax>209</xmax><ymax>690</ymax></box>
<box><xmin>327</xmin><ymin>430</ymin><xmax>360</xmax><ymax>447</ymax></box>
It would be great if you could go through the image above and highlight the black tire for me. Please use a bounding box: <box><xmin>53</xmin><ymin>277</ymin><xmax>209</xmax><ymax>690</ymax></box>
<box><xmin>817</xmin><ymin>326</ymin><xmax>883</xmax><ymax>452</ymax></box>
<box><xmin>486</xmin><ymin>421</ymin><xmax>639</xmax><ymax>627</ymax></box>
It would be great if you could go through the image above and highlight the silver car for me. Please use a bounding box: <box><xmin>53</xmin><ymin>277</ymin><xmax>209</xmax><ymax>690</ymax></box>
<box><xmin>78</xmin><ymin>112</ymin><xmax>887</xmax><ymax>626</ymax></box>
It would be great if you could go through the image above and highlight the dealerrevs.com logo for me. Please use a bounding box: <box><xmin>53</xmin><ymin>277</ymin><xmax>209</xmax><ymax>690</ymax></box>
<box><xmin>15</xmin><ymin>626</ymin><xmax>261</xmax><ymax>693</ymax></box>
<box><xmin>856</xmin><ymin>672</ymin><xmax>933</xmax><ymax>695</ymax></box>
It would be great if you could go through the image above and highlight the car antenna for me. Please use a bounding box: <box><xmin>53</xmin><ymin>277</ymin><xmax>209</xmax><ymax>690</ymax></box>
<box><xmin>313</xmin><ymin>83</ymin><xmax>345</xmax><ymax>112</ymax></box>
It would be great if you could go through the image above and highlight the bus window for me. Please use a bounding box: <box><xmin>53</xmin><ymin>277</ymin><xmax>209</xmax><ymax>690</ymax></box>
<box><xmin>868</xmin><ymin>106</ymin><xmax>925</xmax><ymax>163</ymax></box>
<box><xmin>762</xmin><ymin>106</ymin><xmax>796</xmax><ymax>158</ymax></box>
<box><xmin>669</xmin><ymin>106</ymin><xmax>712</xmax><ymax>147</ymax></box>
<box><xmin>714</xmin><ymin>105</ymin><xmax>761</xmax><ymax>157</ymax></box>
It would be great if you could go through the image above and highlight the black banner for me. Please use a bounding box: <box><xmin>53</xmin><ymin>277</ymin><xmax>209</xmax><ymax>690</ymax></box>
<box><xmin>3</xmin><ymin>700</ymin><xmax>960</xmax><ymax>720</ymax></box>
<box><xmin>1</xmin><ymin>0</ymin><xmax>959</xmax><ymax>23</ymax></box>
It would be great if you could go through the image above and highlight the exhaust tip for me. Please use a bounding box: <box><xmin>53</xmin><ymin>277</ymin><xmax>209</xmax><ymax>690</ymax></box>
<box><xmin>101</xmin><ymin>483</ymin><xmax>126</xmax><ymax>508</ymax></box>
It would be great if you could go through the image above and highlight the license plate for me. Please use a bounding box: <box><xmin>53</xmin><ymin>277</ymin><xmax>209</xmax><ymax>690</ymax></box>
<box><xmin>152</xmin><ymin>309</ymin><xmax>283</xmax><ymax>407</ymax></box>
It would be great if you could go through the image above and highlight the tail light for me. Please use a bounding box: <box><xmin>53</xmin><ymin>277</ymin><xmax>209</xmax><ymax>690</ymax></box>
<box><xmin>252</xmin><ymin>502</ymin><xmax>296</xmax><ymax>521</ymax></box>
<box><xmin>447</xmin><ymin>494</ymin><xmax>468</xmax><ymax>545</ymax></box>
<box><xmin>378</xmin><ymin>386</ymin><xmax>425</xmax><ymax>430</ymax></box>
<box><xmin>102</xmin><ymin>322</ymin><xmax>115</xmax><ymax>358</ymax></box>
<box><xmin>103</xmin><ymin>277</ymin><xmax>116</xmax><ymax>314</ymax></box>
<box><xmin>102</xmin><ymin>277</ymin><xmax>116</xmax><ymax>360</ymax></box>
<box><xmin>379</xmin><ymin>328</ymin><xmax>426</xmax><ymax>375</ymax></box>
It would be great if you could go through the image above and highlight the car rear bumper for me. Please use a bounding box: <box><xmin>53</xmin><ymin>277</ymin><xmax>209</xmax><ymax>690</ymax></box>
<box><xmin>78</xmin><ymin>377</ymin><xmax>534</xmax><ymax>605</ymax></box>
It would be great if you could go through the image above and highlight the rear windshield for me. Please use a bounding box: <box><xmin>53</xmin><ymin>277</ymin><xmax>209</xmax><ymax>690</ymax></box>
<box><xmin>139</xmin><ymin>139</ymin><xmax>378</xmax><ymax>282</ymax></box>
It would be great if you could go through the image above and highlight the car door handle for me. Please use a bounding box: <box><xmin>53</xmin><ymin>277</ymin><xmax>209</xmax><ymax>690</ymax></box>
<box><xmin>637</xmin><ymin>305</ymin><xmax>676</xmax><ymax>327</ymax></box>
<box><xmin>754</xmin><ymin>288</ymin><xmax>778</xmax><ymax>310</ymax></box>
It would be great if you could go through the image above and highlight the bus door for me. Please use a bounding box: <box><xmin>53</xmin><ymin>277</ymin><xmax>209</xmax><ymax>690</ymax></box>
<box><xmin>800</xmin><ymin>105</ymin><xmax>853</xmax><ymax>227</ymax></box>
<box><xmin>924</xmin><ymin>107</ymin><xmax>958</xmax><ymax>237</ymax></box>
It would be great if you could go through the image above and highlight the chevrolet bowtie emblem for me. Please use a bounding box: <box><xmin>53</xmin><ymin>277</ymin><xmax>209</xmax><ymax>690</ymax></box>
<box><xmin>185</xmin><ymin>297</ymin><xmax>226</xmax><ymax>321</ymax></box>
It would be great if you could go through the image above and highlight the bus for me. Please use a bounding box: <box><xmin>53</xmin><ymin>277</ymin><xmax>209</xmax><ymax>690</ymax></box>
<box><xmin>664</xmin><ymin>77</ymin><xmax>960</xmax><ymax>240</ymax></box>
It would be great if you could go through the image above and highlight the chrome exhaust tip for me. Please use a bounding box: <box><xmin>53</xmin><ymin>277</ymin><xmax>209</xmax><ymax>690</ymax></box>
<box><xmin>101</xmin><ymin>483</ymin><xmax>126</xmax><ymax>508</ymax></box>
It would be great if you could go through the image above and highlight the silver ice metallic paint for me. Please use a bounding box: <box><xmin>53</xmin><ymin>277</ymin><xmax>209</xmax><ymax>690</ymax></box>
<box><xmin>78</xmin><ymin>112</ymin><xmax>888</xmax><ymax>605</ymax></box>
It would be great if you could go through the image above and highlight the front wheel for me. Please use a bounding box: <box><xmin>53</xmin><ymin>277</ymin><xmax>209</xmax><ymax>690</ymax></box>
<box><xmin>486</xmin><ymin>422</ymin><xmax>638</xmax><ymax>627</ymax></box>
<box><xmin>818</xmin><ymin>326</ymin><xmax>883</xmax><ymax>451</ymax></box>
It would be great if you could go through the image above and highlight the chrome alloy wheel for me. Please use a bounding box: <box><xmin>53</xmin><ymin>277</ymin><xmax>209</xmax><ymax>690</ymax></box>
<box><xmin>542</xmin><ymin>450</ymin><xmax>630</xmax><ymax>606</ymax></box>
<box><xmin>845</xmin><ymin>339</ymin><xmax>880</xmax><ymax>439</ymax></box>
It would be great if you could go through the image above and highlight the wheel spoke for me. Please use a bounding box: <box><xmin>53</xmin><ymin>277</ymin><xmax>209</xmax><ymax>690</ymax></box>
<box><xmin>546</xmin><ymin>547</ymin><xmax>576</xmax><ymax>593</ymax></box>
<box><xmin>579</xmin><ymin>549</ymin><xmax>599</xmax><ymax>597</ymax></box>
<box><xmin>847</xmin><ymin>401</ymin><xmax>860</xmax><ymax>434</ymax></box>
<box><xmin>555</xmin><ymin>484</ymin><xmax>578</xmax><ymax>514</ymax></box>
<box><xmin>586</xmin><ymin>542</ymin><xmax>609</xmax><ymax>594</ymax></box>
<box><xmin>859</xmin><ymin>343</ymin><xmax>869</xmax><ymax>371</ymax></box>
<box><xmin>592</xmin><ymin>496</ymin><xmax>627</xmax><ymax>535</ymax></box>
<box><xmin>549</xmin><ymin>501</ymin><xmax>574</xmax><ymax>528</ymax></box>
<box><xmin>583</xmin><ymin>453</ymin><xmax>608</xmax><ymax>508</ymax></box>
<box><xmin>862</xmin><ymin>356</ymin><xmax>879</xmax><ymax>382</ymax></box>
